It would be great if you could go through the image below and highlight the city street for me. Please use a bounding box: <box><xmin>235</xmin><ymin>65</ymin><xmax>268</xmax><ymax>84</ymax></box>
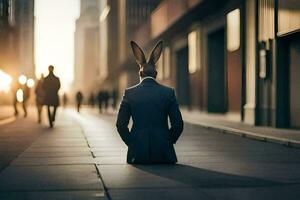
<box><xmin>0</xmin><ymin>108</ymin><xmax>300</xmax><ymax>200</ymax></box>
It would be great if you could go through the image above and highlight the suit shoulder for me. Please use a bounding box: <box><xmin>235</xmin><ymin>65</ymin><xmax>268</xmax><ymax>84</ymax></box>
<box><xmin>157</xmin><ymin>83</ymin><xmax>174</xmax><ymax>93</ymax></box>
<box><xmin>125</xmin><ymin>83</ymin><xmax>141</xmax><ymax>92</ymax></box>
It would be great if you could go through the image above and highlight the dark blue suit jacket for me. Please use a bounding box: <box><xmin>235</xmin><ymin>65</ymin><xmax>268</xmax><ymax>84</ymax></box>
<box><xmin>116</xmin><ymin>78</ymin><xmax>184</xmax><ymax>164</ymax></box>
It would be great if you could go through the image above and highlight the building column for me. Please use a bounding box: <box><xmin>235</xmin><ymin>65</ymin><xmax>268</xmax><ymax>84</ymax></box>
<box><xmin>243</xmin><ymin>0</ymin><xmax>257</xmax><ymax>125</ymax></box>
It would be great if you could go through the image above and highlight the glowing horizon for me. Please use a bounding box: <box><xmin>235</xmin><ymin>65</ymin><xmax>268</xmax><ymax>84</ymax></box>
<box><xmin>34</xmin><ymin>0</ymin><xmax>80</xmax><ymax>92</ymax></box>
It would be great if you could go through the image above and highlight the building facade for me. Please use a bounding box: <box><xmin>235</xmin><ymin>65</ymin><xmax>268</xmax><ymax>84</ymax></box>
<box><xmin>97</xmin><ymin>0</ymin><xmax>161</xmax><ymax>95</ymax></box>
<box><xmin>15</xmin><ymin>0</ymin><xmax>35</xmax><ymax>77</ymax></box>
<box><xmin>74</xmin><ymin>0</ymin><xmax>100</xmax><ymax>96</ymax></box>
<box><xmin>0</xmin><ymin>0</ymin><xmax>10</xmax><ymax>72</ymax></box>
<box><xmin>97</xmin><ymin>0</ymin><xmax>300</xmax><ymax>129</ymax></box>
<box><xmin>0</xmin><ymin>0</ymin><xmax>34</xmax><ymax>78</ymax></box>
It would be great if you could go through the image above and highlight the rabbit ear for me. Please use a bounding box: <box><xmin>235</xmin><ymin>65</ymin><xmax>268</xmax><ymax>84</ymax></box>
<box><xmin>130</xmin><ymin>41</ymin><xmax>146</xmax><ymax>65</ymax></box>
<box><xmin>148</xmin><ymin>40</ymin><xmax>163</xmax><ymax>64</ymax></box>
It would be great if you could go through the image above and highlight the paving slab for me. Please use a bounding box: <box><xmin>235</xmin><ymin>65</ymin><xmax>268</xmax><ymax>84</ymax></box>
<box><xmin>109</xmin><ymin>188</ymin><xmax>211</xmax><ymax>200</ymax></box>
<box><xmin>0</xmin><ymin>165</ymin><xmax>103</xmax><ymax>191</ymax></box>
<box><xmin>95</xmin><ymin>157</ymin><xmax>126</xmax><ymax>165</ymax></box>
<box><xmin>0</xmin><ymin>191</ymin><xmax>107</xmax><ymax>200</ymax></box>
<box><xmin>92</xmin><ymin>151</ymin><xmax>126</xmax><ymax>157</ymax></box>
<box><xmin>11</xmin><ymin>156</ymin><xmax>95</xmax><ymax>166</ymax></box>
<box><xmin>203</xmin><ymin>184</ymin><xmax>300</xmax><ymax>200</ymax></box>
<box><xmin>30</xmin><ymin>139</ymin><xmax>88</xmax><ymax>147</ymax></box>
<box><xmin>23</xmin><ymin>147</ymin><xmax>91</xmax><ymax>153</ymax></box>
<box><xmin>19</xmin><ymin>151</ymin><xmax>92</xmax><ymax>158</ymax></box>
<box><xmin>97</xmin><ymin>164</ymin><xmax>188</xmax><ymax>189</ymax></box>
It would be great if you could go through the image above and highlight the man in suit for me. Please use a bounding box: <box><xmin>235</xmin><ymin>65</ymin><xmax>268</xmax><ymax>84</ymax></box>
<box><xmin>116</xmin><ymin>41</ymin><xmax>184</xmax><ymax>164</ymax></box>
<box><xmin>43</xmin><ymin>65</ymin><xmax>61</xmax><ymax>128</ymax></box>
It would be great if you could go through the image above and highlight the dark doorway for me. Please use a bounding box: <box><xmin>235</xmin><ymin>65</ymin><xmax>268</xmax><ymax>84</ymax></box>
<box><xmin>176</xmin><ymin>46</ymin><xmax>190</xmax><ymax>106</ymax></box>
<box><xmin>207</xmin><ymin>28</ymin><xmax>227</xmax><ymax>113</ymax></box>
<box><xmin>289</xmin><ymin>34</ymin><xmax>300</xmax><ymax>128</ymax></box>
<box><xmin>277</xmin><ymin>32</ymin><xmax>300</xmax><ymax>128</ymax></box>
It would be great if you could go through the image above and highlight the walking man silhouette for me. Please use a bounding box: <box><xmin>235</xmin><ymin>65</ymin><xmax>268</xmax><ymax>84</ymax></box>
<box><xmin>43</xmin><ymin>65</ymin><xmax>61</xmax><ymax>128</ymax></box>
<box><xmin>76</xmin><ymin>91</ymin><xmax>83</xmax><ymax>113</ymax></box>
<box><xmin>116</xmin><ymin>41</ymin><xmax>183</xmax><ymax>164</ymax></box>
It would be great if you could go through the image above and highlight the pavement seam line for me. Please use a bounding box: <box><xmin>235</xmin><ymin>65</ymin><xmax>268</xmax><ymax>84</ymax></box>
<box><xmin>94</xmin><ymin>164</ymin><xmax>112</xmax><ymax>200</ymax></box>
<box><xmin>68</xmin><ymin>110</ymin><xmax>112</xmax><ymax>200</ymax></box>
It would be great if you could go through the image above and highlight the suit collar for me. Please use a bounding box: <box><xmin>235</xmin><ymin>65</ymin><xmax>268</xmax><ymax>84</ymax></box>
<box><xmin>140</xmin><ymin>77</ymin><xmax>158</xmax><ymax>85</ymax></box>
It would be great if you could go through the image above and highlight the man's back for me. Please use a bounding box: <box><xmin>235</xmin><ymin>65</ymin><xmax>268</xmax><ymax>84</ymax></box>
<box><xmin>116</xmin><ymin>78</ymin><xmax>183</xmax><ymax>164</ymax></box>
<box><xmin>43</xmin><ymin>73</ymin><xmax>60</xmax><ymax>106</ymax></box>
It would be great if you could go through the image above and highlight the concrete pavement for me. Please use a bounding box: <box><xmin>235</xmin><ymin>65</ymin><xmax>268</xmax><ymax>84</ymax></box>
<box><xmin>182</xmin><ymin>109</ymin><xmax>300</xmax><ymax>148</ymax></box>
<box><xmin>0</xmin><ymin>108</ymin><xmax>300</xmax><ymax>199</ymax></box>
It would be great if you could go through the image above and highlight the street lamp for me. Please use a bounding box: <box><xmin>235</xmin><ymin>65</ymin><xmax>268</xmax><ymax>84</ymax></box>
<box><xmin>18</xmin><ymin>75</ymin><xmax>27</xmax><ymax>85</ymax></box>
<box><xmin>27</xmin><ymin>78</ymin><xmax>35</xmax><ymax>88</ymax></box>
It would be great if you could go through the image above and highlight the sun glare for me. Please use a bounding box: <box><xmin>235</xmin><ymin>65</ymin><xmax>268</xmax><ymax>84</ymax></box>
<box><xmin>0</xmin><ymin>70</ymin><xmax>12</xmax><ymax>93</ymax></box>
<box><xmin>34</xmin><ymin>0</ymin><xmax>80</xmax><ymax>92</ymax></box>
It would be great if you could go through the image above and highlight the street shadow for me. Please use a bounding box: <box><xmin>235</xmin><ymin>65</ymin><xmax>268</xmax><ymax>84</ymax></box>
<box><xmin>133</xmin><ymin>164</ymin><xmax>285</xmax><ymax>188</ymax></box>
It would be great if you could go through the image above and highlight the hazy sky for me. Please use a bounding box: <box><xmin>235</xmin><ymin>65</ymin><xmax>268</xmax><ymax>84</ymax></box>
<box><xmin>35</xmin><ymin>0</ymin><xmax>80</xmax><ymax>91</ymax></box>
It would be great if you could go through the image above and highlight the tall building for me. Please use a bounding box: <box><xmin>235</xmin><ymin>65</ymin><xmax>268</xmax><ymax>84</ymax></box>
<box><xmin>0</xmin><ymin>0</ymin><xmax>9</xmax><ymax>72</ymax></box>
<box><xmin>74</xmin><ymin>0</ymin><xmax>100</xmax><ymax>96</ymax></box>
<box><xmin>15</xmin><ymin>0</ymin><xmax>35</xmax><ymax>77</ymax></box>
<box><xmin>97</xmin><ymin>0</ymin><xmax>161</xmax><ymax>93</ymax></box>
<box><xmin>0</xmin><ymin>0</ymin><xmax>16</xmax><ymax>74</ymax></box>
<box><xmin>0</xmin><ymin>0</ymin><xmax>34</xmax><ymax>78</ymax></box>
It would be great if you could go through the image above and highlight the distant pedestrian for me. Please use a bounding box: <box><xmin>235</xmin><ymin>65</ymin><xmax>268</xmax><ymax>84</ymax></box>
<box><xmin>35</xmin><ymin>74</ymin><xmax>45</xmax><ymax>123</ymax></box>
<box><xmin>43</xmin><ymin>65</ymin><xmax>61</xmax><ymax>128</ymax></box>
<box><xmin>21</xmin><ymin>82</ymin><xmax>30</xmax><ymax>118</ymax></box>
<box><xmin>111</xmin><ymin>88</ymin><xmax>118</xmax><ymax>110</ymax></box>
<box><xmin>63</xmin><ymin>93</ymin><xmax>68</xmax><ymax>108</ymax></box>
<box><xmin>11</xmin><ymin>78</ymin><xmax>21</xmax><ymax>116</ymax></box>
<box><xmin>97</xmin><ymin>90</ymin><xmax>104</xmax><ymax>113</ymax></box>
<box><xmin>88</xmin><ymin>92</ymin><xmax>95</xmax><ymax>107</ymax></box>
<box><xmin>76</xmin><ymin>91</ymin><xmax>83</xmax><ymax>113</ymax></box>
<box><xmin>103</xmin><ymin>90</ymin><xmax>109</xmax><ymax>112</ymax></box>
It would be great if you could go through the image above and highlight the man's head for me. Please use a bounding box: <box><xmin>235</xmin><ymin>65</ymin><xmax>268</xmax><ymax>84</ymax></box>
<box><xmin>48</xmin><ymin>65</ymin><xmax>54</xmax><ymax>73</ymax></box>
<box><xmin>130</xmin><ymin>40</ymin><xmax>163</xmax><ymax>79</ymax></box>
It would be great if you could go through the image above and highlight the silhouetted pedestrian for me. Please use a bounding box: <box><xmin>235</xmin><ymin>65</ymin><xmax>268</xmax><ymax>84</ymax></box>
<box><xmin>103</xmin><ymin>90</ymin><xmax>109</xmax><ymax>112</ymax></box>
<box><xmin>88</xmin><ymin>92</ymin><xmax>95</xmax><ymax>107</ymax></box>
<box><xmin>97</xmin><ymin>90</ymin><xmax>104</xmax><ymax>113</ymax></box>
<box><xmin>63</xmin><ymin>93</ymin><xmax>68</xmax><ymax>108</ymax></box>
<box><xmin>21</xmin><ymin>82</ymin><xmax>30</xmax><ymax>118</ymax></box>
<box><xmin>35</xmin><ymin>74</ymin><xmax>45</xmax><ymax>123</ymax></box>
<box><xmin>11</xmin><ymin>78</ymin><xmax>21</xmax><ymax>116</ymax></box>
<box><xmin>111</xmin><ymin>88</ymin><xmax>118</xmax><ymax>110</ymax></box>
<box><xmin>43</xmin><ymin>65</ymin><xmax>61</xmax><ymax>128</ymax></box>
<box><xmin>76</xmin><ymin>91</ymin><xmax>83</xmax><ymax>113</ymax></box>
<box><xmin>116</xmin><ymin>41</ymin><xmax>183</xmax><ymax>164</ymax></box>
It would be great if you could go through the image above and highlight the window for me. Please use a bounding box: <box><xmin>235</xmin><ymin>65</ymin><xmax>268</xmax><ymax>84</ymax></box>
<box><xmin>188</xmin><ymin>29</ymin><xmax>201</xmax><ymax>74</ymax></box>
<box><xmin>157</xmin><ymin>52</ymin><xmax>163</xmax><ymax>80</ymax></box>
<box><xmin>163</xmin><ymin>47</ymin><xmax>171</xmax><ymax>78</ymax></box>
<box><xmin>227</xmin><ymin>9</ymin><xmax>240</xmax><ymax>52</ymax></box>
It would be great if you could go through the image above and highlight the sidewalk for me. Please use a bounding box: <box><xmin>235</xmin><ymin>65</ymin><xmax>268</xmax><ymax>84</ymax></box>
<box><xmin>0</xmin><ymin>109</ymin><xmax>107</xmax><ymax>200</ymax></box>
<box><xmin>182</xmin><ymin>109</ymin><xmax>300</xmax><ymax>148</ymax></box>
<box><xmin>1</xmin><ymin>108</ymin><xmax>300</xmax><ymax>199</ymax></box>
<box><xmin>0</xmin><ymin>106</ymin><xmax>16</xmax><ymax>126</ymax></box>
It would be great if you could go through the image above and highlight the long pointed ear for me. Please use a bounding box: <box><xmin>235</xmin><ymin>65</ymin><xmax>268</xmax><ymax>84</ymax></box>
<box><xmin>148</xmin><ymin>40</ymin><xmax>163</xmax><ymax>64</ymax></box>
<box><xmin>130</xmin><ymin>41</ymin><xmax>146</xmax><ymax>65</ymax></box>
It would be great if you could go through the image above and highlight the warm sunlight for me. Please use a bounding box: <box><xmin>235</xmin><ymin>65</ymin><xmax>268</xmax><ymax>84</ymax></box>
<box><xmin>34</xmin><ymin>0</ymin><xmax>80</xmax><ymax>92</ymax></box>
<box><xmin>0</xmin><ymin>70</ymin><xmax>12</xmax><ymax>93</ymax></box>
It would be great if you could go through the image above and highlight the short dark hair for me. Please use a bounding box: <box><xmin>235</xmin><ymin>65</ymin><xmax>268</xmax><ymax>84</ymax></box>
<box><xmin>139</xmin><ymin>63</ymin><xmax>157</xmax><ymax>78</ymax></box>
